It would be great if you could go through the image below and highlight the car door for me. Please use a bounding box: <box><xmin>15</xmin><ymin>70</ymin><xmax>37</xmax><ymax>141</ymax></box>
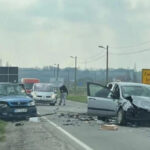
<box><xmin>87</xmin><ymin>82</ymin><xmax>118</xmax><ymax>117</ymax></box>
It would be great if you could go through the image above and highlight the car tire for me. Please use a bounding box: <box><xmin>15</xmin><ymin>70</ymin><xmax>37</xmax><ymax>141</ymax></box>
<box><xmin>117</xmin><ymin>108</ymin><xmax>126</xmax><ymax>125</ymax></box>
<box><xmin>97</xmin><ymin>116</ymin><xmax>106</xmax><ymax>121</ymax></box>
<box><xmin>49</xmin><ymin>103</ymin><xmax>55</xmax><ymax>106</ymax></box>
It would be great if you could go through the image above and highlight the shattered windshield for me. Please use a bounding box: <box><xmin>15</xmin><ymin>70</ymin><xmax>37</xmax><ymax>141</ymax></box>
<box><xmin>121</xmin><ymin>86</ymin><xmax>150</xmax><ymax>98</ymax></box>
<box><xmin>0</xmin><ymin>84</ymin><xmax>26</xmax><ymax>96</ymax></box>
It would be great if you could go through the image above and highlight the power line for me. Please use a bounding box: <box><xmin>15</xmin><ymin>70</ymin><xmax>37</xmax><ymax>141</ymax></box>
<box><xmin>111</xmin><ymin>40</ymin><xmax>150</xmax><ymax>49</ymax></box>
<box><xmin>110</xmin><ymin>48</ymin><xmax>150</xmax><ymax>55</ymax></box>
<box><xmin>85</xmin><ymin>49</ymin><xmax>105</xmax><ymax>60</ymax></box>
<box><xmin>79</xmin><ymin>51</ymin><xmax>105</xmax><ymax>64</ymax></box>
<box><xmin>79</xmin><ymin>54</ymin><xmax>106</xmax><ymax>64</ymax></box>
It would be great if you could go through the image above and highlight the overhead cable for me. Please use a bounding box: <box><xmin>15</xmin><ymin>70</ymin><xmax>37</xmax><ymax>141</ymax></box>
<box><xmin>111</xmin><ymin>40</ymin><xmax>150</xmax><ymax>49</ymax></box>
<box><xmin>110</xmin><ymin>48</ymin><xmax>150</xmax><ymax>55</ymax></box>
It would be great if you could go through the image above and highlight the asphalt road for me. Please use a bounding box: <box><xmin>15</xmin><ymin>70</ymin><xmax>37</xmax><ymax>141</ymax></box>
<box><xmin>37</xmin><ymin>100</ymin><xmax>150</xmax><ymax>150</ymax></box>
<box><xmin>1</xmin><ymin>100</ymin><xmax>150</xmax><ymax>150</ymax></box>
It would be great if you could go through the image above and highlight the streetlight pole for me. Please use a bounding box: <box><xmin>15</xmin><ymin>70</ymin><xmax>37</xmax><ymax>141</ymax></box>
<box><xmin>106</xmin><ymin>45</ymin><xmax>109</xmax><ymax>84</ymax></box>
<box><xmin>56</xmin><ymin>64</ymin><xmax>59</xmax><ymax>81</ymax></box>
<box><xmin>53</xmin><ymin>64</ymin><xmax>57</xmax><ymax>78</ymax></box>
<box><xmin>70</xmin><ymin>56</ymin><xmax>77</xmax><ymax>93</ymax></box>
<box><xmin>98</xmin><ymin>45</ymin><xmax>109</xmax><ymax>84</ymax></box>
<box><xmin>75</xmin><ymin>56</ymin><xmax>77</xmax><ymax>92</ymax></box>
<box><xmin>67</xmin><ymin>69</ymin><xmax>70</xmax><ymax>88</ymax></box>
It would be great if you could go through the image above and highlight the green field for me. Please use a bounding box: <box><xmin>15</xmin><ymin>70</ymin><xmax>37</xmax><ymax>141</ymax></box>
<box><xmin>66</xmin><ymin>86</ymin><xmax>87</xmax><ymax>103</ymax></box>
<box><xmin>0</xmin><ymin>120</ymin><xmax>7</xmax><ymax>141</ymax></box>
<box><xmin>67</xmin><ymin>95</ymin><xmax>87</xmax><ymax>103</ymax></box>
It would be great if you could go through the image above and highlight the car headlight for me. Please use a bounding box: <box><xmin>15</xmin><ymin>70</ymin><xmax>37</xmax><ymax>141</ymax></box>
<box><xmin>51</xmin><ymin>94</ymin><xmax>56</xmax><ymax>99</ymax></box>
<box><xmin>28</xmin><ymin>101</ymin><xmax>35</xmax><ymax>106</ymax></box>
<box><xmin>33</xmin><ymin>93</ymin><xmax>37</xmax><ymax>97</ymax></box>
<box><xmin>0</xmin><ymin>103</ymin><xmax>8</xmax><ymax>108</ymax></box>
<box><xmin>31</xmin><ymin>92</ymin><xmax>36</xmax><ymax>97</ymax></box>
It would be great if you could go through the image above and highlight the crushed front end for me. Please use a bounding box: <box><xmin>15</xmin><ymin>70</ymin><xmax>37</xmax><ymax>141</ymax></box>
<box><xmin>126</xmin><ymin>107</ymin><xmax>150</xmax><ymax>121</ymax></box>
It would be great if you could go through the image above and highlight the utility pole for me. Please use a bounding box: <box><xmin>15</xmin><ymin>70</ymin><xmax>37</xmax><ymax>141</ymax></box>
<box><xmin>70</xmin><ymin>56</ymin><xmax>77</xmax><ymax>93</ymax></box>
<box><xmin>75</xmin><ymin>56</ymin><xmax>77</xmax><ymax>92</ymax></box>
<box><xmin>56</xmin><ymin>64</ymin><xmax>59</xmax><ymax>81</ymax></box>
<box><xmin>98</xmin><ymin>45</ymin><xmax>109</xmax><ymax>84</ymax></box>
<box><xmin>67</xmin><ymin>69</ymin><xmax>70</xmax><ymax>88</ymax></box>
<box><xmin>95</xmin><ymin>71</ymin><xmax>97</xmax><ymax>82</ymax></box>
<box><xmin>53</xmin><ymin>66</ymin><xmax>56</xmax><ymax>77</ymax></box>
<box><xmin>106</xmin><ymin>45</ymin><xmax>109</xmax><ymax>83</ymax></box>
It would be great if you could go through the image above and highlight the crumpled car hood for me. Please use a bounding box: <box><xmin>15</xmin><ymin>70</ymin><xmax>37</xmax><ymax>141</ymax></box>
<box><xmin>131</xmin><ymin>96</ymin><xmax>150</xmax><ymax>110</ymax></box>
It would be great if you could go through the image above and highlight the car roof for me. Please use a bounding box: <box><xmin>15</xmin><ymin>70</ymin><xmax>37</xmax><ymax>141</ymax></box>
<box><xmin>109</xmin><ymin>82</ymin><xmax>150</xmax><ymax>87</ymax></box>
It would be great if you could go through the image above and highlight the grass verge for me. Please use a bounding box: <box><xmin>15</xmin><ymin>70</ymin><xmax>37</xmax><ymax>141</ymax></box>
<box><xmin>0</xmin><ymin>120</ymin><xmax>7</xmax><ymax>141</ymax></box>
<box><xmin>67</xmin><ymin>95</ymin><xmax>87</xmax><ymax>103</ymax></box>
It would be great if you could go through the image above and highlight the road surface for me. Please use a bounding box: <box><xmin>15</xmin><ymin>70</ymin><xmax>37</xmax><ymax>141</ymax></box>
<box><xmin>37</xmin><ymin>101</ymin><xmax>150</xmax><ymax>150</ymax></box>
<box><xmin>1</xmin><ymin>100</ymin><xmax>150</xmax><ymax>150</ymax></box>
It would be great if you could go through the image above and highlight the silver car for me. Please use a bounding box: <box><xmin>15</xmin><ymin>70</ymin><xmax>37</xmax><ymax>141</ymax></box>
<box><xmin>87</xmin><ymin>82</ymin><xmax>150</xmax><ymax>125</ymax></box>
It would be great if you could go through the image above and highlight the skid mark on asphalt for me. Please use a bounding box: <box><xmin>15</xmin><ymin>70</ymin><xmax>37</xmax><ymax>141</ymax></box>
<box><xmin>43</xmin><ymin>116</ymin><xmax>94</xmax><ymax>150</ymax></box>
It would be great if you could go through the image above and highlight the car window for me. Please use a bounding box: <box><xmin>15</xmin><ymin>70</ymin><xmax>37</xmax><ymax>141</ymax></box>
<box><xmin>89</xmin><ymin>84</ymin><xmax>110</xmax><ymax>98</ymax></box>
<box><xmin>113</xmin><ymin>84</ymin><xmax>120</xmax><ymax>99</ymax></box>
<box><xmin>0</xmin><ymin>84</ymin><xmax>26</xmax><ymax>96</ymax></box>
<box><xmin>121</xmin><ymin>85</ymin><xmax>150</xmax><ymax>98</ymax></box>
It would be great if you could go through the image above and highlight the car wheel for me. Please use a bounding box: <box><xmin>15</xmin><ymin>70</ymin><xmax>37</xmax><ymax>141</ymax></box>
<box><xmin>49</xmin><ymin>103</ymin><xmax>55</xmax><ymax>106</ymax></box>
<box><xmin>117</xmin><ymin>108</ymin><xmax>126</xmax><ymax>125</ymax></box>
<box><xmin>97</xmin><ymin>116</ymin><xmax>106</xmax><ymax>121</ymax></box>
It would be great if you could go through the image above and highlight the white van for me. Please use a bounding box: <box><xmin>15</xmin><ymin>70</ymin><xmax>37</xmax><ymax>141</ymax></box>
<box><xmin>31</xmin><ymin>83</ymin><xmax>57</xmax><ymax>106</ymax></box>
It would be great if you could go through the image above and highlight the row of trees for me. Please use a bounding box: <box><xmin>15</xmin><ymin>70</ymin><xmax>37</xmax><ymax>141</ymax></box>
<box><xmin>19</xmin><ymin>67</ymin><xmax>141</xmax><ymax>86</ymax></box>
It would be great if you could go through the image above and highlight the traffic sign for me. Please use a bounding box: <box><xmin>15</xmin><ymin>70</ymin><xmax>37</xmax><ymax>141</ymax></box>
<box><xmin>142</xmin><ymin>69</ymin><xmax>150</xmax><ymax>84</ymax></box>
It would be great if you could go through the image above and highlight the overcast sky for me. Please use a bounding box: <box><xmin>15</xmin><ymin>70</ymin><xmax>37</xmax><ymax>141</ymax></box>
<box><xmin>0</xmin><ymin>0</ymin><xmax>150</xmax><ymax>70</ymax></box>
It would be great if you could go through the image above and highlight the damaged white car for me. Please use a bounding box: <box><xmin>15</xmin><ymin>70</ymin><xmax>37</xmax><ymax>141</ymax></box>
<box><xmin>87</xmin><ymin>82</ymin><xmax>150</xmax><ymax>125</ymax></box>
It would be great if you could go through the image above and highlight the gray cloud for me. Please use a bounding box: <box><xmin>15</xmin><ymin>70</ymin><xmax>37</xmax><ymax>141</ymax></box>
<box><xmin>0</xmin><ymin>0</ymin><xmax>150</xmax><ymax>70</ymax></box>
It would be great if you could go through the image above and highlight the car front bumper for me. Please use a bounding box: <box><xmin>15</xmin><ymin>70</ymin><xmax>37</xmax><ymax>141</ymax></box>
<box><xmin>0</xmin><ymin>106</ymin><xmax>37</xmax><ymax>120</ymax></box>
<box><xmin>33</xmin><ymin>97</ymin><xmax>57</xmax><ymax>104</ymax></box>
<box><xmin>126</xmin><ymin>108</ymin><xmax>150</xmax><ymax>121</ymax></box>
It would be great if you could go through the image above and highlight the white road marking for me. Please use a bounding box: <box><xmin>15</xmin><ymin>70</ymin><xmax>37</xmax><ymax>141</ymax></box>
<box><xmin>43</xmin><ymin>116</ymin><xmax>94</xmax><ymax>150</ymax></box>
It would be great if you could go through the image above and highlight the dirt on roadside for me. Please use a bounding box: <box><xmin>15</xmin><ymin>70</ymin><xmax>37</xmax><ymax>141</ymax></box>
<box><xmin>0</xmin><ymin>118</ymin><xmax>80</xmax><ymax>150</ymax></box>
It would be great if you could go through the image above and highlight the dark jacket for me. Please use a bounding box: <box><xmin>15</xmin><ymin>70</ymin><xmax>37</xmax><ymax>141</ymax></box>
<box><xmin>60</xmin><ymin>85</ymin><xmax>68</xmax><ymax>94</ymax></box>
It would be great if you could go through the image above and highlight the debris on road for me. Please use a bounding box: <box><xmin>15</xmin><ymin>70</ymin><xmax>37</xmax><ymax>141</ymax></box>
<box><xmin>58</xmin><ymin>112</ymin><xmax>96</xmax><ymax>121</ymax></box>
<box><xmin>15</xmin><ymin>122</ymin><xmax>24</xmax><ymax>126</ymax></box>
<box><xmin>100</xmin><ymin>124</ymin><xmax>118</xmax><ymax>131</ymax></box>
<box><xmin>63</xmin><ymin>122</ymin><xmax>74</xmax><ymax>126</ymax></box>
<box><xmin>29</xmin><ymin>117</ymin><xmax>39</xmax><ymax>123</ymax></box>
<box><xmin>38</xmin><ymin>112</ymin><xmax>56</xmax><ymax>117</ymax></box>
<box><xmin>57</xmin><ymin>112</ymin><xmax>97</xmax><ymax>126</ymax></box>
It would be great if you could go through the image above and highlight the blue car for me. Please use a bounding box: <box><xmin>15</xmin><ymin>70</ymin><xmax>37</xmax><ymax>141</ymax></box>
<box><xmin>0</xmin><ymin>83</ymin><xmax>37</xmax><ymax>120</ymax></box>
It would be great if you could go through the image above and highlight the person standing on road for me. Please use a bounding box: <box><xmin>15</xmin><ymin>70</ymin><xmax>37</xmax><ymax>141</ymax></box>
<box><xmin>59</xmin><ymin>84</ymin><xmax>68</xmax><ymax>106</ymax></box>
